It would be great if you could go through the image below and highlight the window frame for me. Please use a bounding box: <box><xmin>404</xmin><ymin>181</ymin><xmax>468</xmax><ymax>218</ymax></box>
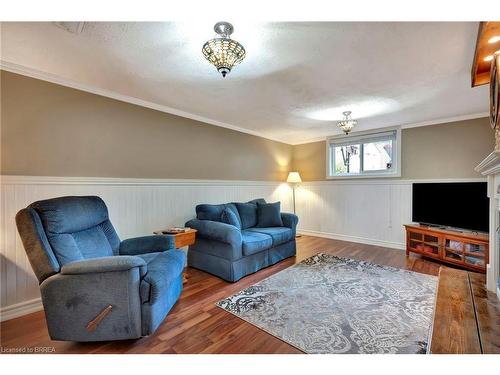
<box><xmin>325</xmin><ymin>127</ymin><xmax>401</xmax><ymax>179</ymax></box>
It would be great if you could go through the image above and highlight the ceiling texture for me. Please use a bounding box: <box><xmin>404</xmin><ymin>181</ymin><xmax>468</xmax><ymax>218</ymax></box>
<box><xmin>0</xmin><ymin>22</ymin><xmax>489</xmax><ymax>144</ymax></box>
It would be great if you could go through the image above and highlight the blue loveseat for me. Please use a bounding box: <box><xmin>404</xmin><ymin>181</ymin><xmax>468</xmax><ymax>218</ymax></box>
<box><xmin>15</xmin><ymin>196</ymin><xmax>185</xmax><ymax>342</ymax></box>
<box><xmin>185</xmin><ymin>199</ymin><xmax>298</xmax><ymax>282</ymax></box>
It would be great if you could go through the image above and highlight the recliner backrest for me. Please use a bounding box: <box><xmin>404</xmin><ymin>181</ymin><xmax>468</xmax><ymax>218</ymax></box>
<box><xmin>19</xmin><ymin>196</ymin><xmax>121</xmax><ymax>274</ymax></box>
<box><xmin>16</xmin><ymin>207</ymin><xmax>61</xmax><ymax>283</ymax></box>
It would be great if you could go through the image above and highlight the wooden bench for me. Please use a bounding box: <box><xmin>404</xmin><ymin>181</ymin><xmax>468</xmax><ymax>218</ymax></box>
<box><xmin>430</xmin><ymin>267</ymin><xmax>500</xmax><ymax>353</ymax></box>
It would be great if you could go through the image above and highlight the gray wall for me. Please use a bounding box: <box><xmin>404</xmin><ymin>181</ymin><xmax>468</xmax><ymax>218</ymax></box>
<box><xmin>400</xmin><ymin>118</ymin><xmax>492</xmax><ymax>179</ymax></box>
<box><xmin>1</xmin><ymin>71</ymin><xmax>293</xmax><ymax>181</ymax></box>
<box><xmin>292</xmin><ymin>117</ymin><xmax>494</xmax><ymax>181</ymax></box>
<box><xmin>1</xmin><ymin>71</ymin><xmax>493</xmax><ymax>182</ymax></box>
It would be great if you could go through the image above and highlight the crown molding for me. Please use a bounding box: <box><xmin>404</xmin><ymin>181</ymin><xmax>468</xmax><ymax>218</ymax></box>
<box><xmin>0</xmin><ymin>60</ymin><xmax>291</xmax><ymax>145</ymax></box>
<box><xmin>1</xmin><ymin>60</ymin><xmax>489</xmax><ymax>147</ymax></box>
<box><xmin>399</xmin><ymin>112</ymin><xmax>490</xmax><ymax>129</ymax></box>
<box><xmin>292</xmin><ymin>112</ymin><xmax>490</xmax><ymax>145</ymax></box>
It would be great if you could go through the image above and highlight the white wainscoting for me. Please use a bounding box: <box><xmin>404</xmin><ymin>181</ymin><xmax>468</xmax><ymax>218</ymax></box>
<box><xmin>0</xmin><ymin>175</ymin><xmax>292</xmax><ymax>321</ymax></box>
<box><xmin>294</xmin><ymin>178</ymin><xmax>486</xmax><ymax>250</ymax></box>
<box><xmin>0</xmin><ymin>175</ymin><xmax>485</xmax><ymax>321</ymax></box>
<box><xmin>295</xmin><ymin>180</ymin><xmax>412</xmax><ymax>250</ymax></box>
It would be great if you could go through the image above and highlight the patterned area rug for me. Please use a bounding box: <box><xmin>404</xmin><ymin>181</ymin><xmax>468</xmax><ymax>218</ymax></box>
<box><xmin>216</xmin><ymin>253</ymin><xmax>438</xmax><ymax>354</ymax></box>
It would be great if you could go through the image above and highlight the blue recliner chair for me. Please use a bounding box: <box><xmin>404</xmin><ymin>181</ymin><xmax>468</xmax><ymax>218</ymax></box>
<box><xmin>15</xmin><ymin>196</ymin><xmax>185</xmax><ymax>342</ymax></box>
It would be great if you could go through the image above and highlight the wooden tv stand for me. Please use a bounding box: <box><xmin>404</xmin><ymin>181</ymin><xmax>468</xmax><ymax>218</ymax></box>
<box><xmin>404</xmin><ymin>224</ymin><xmax>488</xmax><ymax>273</ymax></box>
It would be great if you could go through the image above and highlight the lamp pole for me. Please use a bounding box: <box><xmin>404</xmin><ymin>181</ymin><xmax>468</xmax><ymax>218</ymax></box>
<box><xmin>292</xmin><ymin>183</ymin><xmax>297</xmax><ymax>215</ymax></box>
<box><xmin>292</xmin><ymin>183</ymin><xmax>301</xmax><ymax>237</ymax></box>
<box><xmin>286</xmin><ymin>171</ymin><xmax>302</xmax><ymax>238</ymax></box>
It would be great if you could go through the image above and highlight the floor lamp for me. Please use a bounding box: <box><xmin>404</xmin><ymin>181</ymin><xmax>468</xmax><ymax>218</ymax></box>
<box><xmin>287</xmin><ymin>171</ymin><xmax>302</xmax><ymax>237</ymax></box>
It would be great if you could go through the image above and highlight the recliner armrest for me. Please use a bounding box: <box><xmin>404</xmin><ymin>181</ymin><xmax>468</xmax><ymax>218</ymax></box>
<box><xmin>61</xmin><ymin>256</ymin><xmax>146</xmax><ymax>275</ymax></box>
<box><xmin>185</xmin><ymin>219</ymin><xmax>242</xmax><ymax>247</ymax></box>
<box><xmin>281</xmin><ymin>212</ymin><xmax>299</xmax><ymax>235</ymax></box>
<box><xmin>119</xmin><ymin>235</ymin><xmax>175</xmax><ymax>255</ymax></box>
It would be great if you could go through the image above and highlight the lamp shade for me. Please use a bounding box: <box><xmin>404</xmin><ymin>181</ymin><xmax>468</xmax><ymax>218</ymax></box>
<box><xmin>286</xmin><ymin>171</ymin><xmax>302</xmax><ymax>184</ymax></box>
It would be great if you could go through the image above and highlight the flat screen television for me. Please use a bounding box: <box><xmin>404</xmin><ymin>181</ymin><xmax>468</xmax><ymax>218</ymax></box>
<box><xmin>412</xmin><ymin>182</ymin><xmax>489</xmax><ymax>233</ymax></box>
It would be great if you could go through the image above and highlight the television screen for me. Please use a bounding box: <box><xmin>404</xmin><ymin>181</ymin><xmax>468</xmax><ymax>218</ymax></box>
<box><xmin>412</xmin><ymin>182</ymin><xmax>489</xmax><ymax>232</ymax></box>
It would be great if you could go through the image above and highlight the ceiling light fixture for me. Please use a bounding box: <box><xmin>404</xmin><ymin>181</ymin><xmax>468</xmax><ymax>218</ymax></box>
<box><xmin>337</xmin><ymin>111</ymin><xmax>357</xmax><ymax>135</ymax></box>
<box><xmin>488</xmin><ymin>36</ymin><xmax>500</xmax><ymax>44</ymax></box>
<box><xmin>202</xmin><ymin>22</ymin><xmax>246</xmax><ymax>78</ymax></box>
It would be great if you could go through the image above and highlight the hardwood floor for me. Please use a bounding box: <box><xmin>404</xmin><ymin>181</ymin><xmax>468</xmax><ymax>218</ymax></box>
<box><xmin>0</xmin><ymin>235</ymin><xmax>496</xmax><ymax>354</ymax></box>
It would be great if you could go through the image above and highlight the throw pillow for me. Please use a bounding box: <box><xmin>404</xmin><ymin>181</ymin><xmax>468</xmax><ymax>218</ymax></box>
<box><xmin>256</xmin><ymin>201</ymin><xmax>283</xmax><ymax>227</ymax></box>
<box><xmin>247</xmin><ymin>198</ymin><xmax>266</xmax><ymax>205</ymax></box>
<box><xmin>221</xmin><ymin>207</ymin><xmax>242</xmax><ymax>229</ymax></box>
<box><xmin>234</xmin><ymin>202</ymin><xmax>258</xmax><ymax>229</ymax></box>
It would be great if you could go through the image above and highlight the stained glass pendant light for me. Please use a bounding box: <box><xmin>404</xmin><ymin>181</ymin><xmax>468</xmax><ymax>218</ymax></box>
<box><xmin>337</xmin><ymin>111</ymin><xmax>357</xmax><ymax>135</ymax></box>
<box><xmin>202</xmin><ymin>22</ymin><xmax>246</xmax><ymax>77</ymax></box>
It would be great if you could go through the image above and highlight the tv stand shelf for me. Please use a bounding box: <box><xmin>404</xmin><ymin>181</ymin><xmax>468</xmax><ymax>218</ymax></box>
<box><xmin>404</xmin><ymin>224</ymin><xmax>488</xmax><ymax>273</ymax></box>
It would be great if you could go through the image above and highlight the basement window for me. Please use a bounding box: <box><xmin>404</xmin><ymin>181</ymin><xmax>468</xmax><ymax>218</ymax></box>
<box><xmin>326</xmin><ymin>128</ymin><xmax>401</xmax><ymax>178</ymax></box>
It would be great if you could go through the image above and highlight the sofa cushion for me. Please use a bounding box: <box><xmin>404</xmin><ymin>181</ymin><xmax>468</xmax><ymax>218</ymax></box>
<box><xmin>248</xmin><ymin>198</ymin><xmax>266</xmax><ymax>205</ymax></box>
<box><xmin>138</xmin><ymin>250</ymin><xmax>186</xmax><ymax>304</ymax></box>
<box><xmin>246</xmin><ymin>227</ymin><xmax>294</xmax><ymax>246</ymax></box>
<box><xmin>256</xmin><ymin>202</ymin><xmax>283</xmax><ymax>227</ymax></box>
<box><xmin>241</xmin><ymin>230</ymin><xmax>273</xmax><ymax>256</ymax></box>
<box><xmin>235</xmin><ymin>202</ymin><xmax>258</xmax><ymax>229</ymax></box>
<box><xmin>221</xmin><ymin>207</ymin><xmax>242</xmax><ymax>229</ymax></box>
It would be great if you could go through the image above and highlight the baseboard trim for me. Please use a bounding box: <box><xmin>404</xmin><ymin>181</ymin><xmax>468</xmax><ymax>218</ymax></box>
<box><xmin>297</xmin><ymin>229</ymin><xmax>405</xmax><ymax>250</ymax></box>
<box><xmin>0</xmin><ymin>298</ymin><xmax>43</xmax><ymax>322</ymax></box>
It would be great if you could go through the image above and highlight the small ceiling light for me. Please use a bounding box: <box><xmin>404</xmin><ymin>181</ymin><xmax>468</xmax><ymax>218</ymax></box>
<box><xmin>488</xmin><ymin>36</ymin><xmax>500</xmax><ymax>44</ymax></box>
<box><xmin>484</xmin><ymin>50</ymin><xmax>500</xmax><ymax>62</ymax></box>
<box><xmin>337</xmin><ymin>111</ymin><xmax>357</xmax><ymax>135</ymax></box>
<box><xmin>202</xmin><ymin>22</ymin><xmax>246</xmax><ymax>78</ymax></box>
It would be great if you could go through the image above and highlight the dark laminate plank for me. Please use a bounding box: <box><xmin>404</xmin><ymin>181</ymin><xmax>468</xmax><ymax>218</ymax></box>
<box><xmin>0</xmin><ymin>235</ymin><xmax>493</xmax><ymax>354</ymax></box>
<box><xmin>430</xmin><ymin>268</ymin><xmax>481</xmax><ymax>354</ymax></box>
<box><xmin>469</xmin><ymin>272</ymin><xmax>500</xmax><ymax>354</ymax></box>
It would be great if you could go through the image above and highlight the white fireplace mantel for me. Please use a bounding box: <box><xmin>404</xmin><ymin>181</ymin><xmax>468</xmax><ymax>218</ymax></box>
<box><xmin>476</xmin><ymin>151</ymin><xmax>500</xmax><ymax>176</ymax></box>
<box><xmin>475</xmin><ymin>151</ymin><xmax>500</xmax><ymax>296</ymax></box>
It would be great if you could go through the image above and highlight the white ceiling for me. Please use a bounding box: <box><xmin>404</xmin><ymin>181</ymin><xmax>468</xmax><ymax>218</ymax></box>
<box><xmin>0</xmin><ymin>22</ymin><xmax>489</xmax><ymax>144</ymax></box>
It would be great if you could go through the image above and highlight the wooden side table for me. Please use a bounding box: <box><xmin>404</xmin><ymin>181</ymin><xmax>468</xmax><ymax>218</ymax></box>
<box><xmin>153</xmin><ymin>228</ymin><xmax>197</xmax><ymax>284</ymax></box>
